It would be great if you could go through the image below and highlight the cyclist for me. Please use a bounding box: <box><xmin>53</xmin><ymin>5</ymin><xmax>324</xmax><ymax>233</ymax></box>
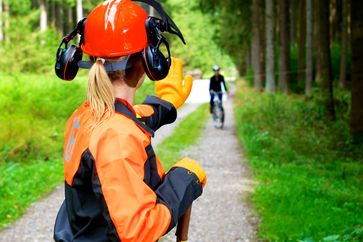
<box><xmin>53</xmin><ymin>1</ymin><xmax>206</xmax><ymax>241</ymax></box>
<box><xmin>209</xmin><ymin>65</ymin><xmax>228</xmax><ymax>113</ymax></box>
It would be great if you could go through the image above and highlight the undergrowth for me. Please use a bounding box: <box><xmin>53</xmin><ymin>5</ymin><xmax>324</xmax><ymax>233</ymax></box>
<box><xmin>234</xmin><ymin>81</ymin><xmax>363</xmax><ymax>241</ymax></box>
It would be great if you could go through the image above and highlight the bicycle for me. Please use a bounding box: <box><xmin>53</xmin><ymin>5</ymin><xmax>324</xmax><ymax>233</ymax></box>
<box><xmin>210</xmin><ymin>91</ymin><xmax>225</xmax><ymax>129</ymax></box>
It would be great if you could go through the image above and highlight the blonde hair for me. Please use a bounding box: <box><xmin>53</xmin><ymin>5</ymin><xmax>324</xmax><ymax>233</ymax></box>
<box><xmin>86</xmin><ymin>55</ymin><xmax>141</xmax><ymax>125</ymax></box>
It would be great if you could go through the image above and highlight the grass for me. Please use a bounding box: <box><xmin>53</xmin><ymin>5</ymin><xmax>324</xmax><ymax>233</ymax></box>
<box><xmin>156</xmin><ymin>103</ymin><xmax>209</xmax><ymax>170</ymax></box>
<box><xmin>234</xmin><ymin>81</ymin><xmax>363</xmax><ymax>241</ymax></box>
<box><xmin>0</xmin><ymin>72</ymin><xmax>154</xmax><ymax>229</ymax></box>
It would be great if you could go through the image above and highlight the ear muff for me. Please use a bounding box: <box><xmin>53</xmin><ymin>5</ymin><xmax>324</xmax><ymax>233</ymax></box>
<box><xmin>55</xmin><ymin>18</ymin><xmax>86</xmax><ymax>81</ymax></box>
<box><xmin>55</xmin><ymin>44</ymin><xmax>83</xmax><ymax>81</ymax></box>
<box><xmin>141</xmin><ymin>17</ymin><xmax>172</xmax><ymax>81</ymax></box>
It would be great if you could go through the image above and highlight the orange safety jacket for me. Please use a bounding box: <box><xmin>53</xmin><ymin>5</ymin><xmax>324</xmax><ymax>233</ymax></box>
<box><xmin>54</xmin><ymin>96</ymin><xmax>202</xmax><ymax>242</ymax></box>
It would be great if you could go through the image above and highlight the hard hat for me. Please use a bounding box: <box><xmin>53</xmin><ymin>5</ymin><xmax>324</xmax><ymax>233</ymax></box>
<box><xmin>213</xmin><ymin>65</ymin><xmax>220</xmax><ymax>71</ymax></box>
<box><xmin>81</xmin><ymin>0</ymin><xmax>148</xmax><ymax>57</ymax></box>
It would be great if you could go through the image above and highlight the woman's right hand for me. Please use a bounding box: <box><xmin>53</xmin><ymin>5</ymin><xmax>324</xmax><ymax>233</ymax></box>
<box><xmin>171</xmin><ymin>157</ymin><xmax>207</xmax><ymax>188</ymax></box>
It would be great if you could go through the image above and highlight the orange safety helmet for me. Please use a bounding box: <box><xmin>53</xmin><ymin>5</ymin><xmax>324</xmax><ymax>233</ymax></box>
<box><xmin>81</xmin><ymin>0</ymin><xmax>148</xmax><ymax>57</ymax></box>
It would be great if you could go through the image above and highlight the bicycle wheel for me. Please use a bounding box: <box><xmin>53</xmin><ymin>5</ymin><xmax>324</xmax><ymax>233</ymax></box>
<box><xmin>213</xmin><ymin>105</ymin><xmax>223</xmax><ymax>129</ymax></box>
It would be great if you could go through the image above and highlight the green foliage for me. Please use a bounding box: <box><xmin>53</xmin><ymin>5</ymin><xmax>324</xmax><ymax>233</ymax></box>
<box><xmin>165</xmin><ymin>0</ymin><xmax>235</xmax><ymax>77</ymax></box>
<box><xmin>0</xmin><ymin>7</ymin><xmax>61</xmax><ymax>74</ymax></box>
<box><xmin>0</xmin><ymin>159</ymin><xmax>63</xmax><ymax>229</ymax></box>
<box><xmin>156</xmin><ymin>103</ymin><xmax>209</xmax><ymax>170</ymax></box>
<box><xmin>198</xmin><ymin>0</ymin><xmax>251</xmax><ymax>75</ymax></box>
<box><xmin>0</xmin><ymin>0</ymin><xmax>235</xmax><ymax>78</ymax></box>
<box><xmin>0</xmin><ymin>72</ymin><xmax>85</xmax><ymax>228</ymax></box>
<box><xmin>234</xmin><ymin>81</ymin><xmax>363</xmax><ymax>241</ymax></box>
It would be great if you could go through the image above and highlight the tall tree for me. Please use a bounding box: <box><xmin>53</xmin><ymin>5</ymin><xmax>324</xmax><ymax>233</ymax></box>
<box><xmin>40</xmin><ymin>0</ymin><xmax>47</xmax><ymax>32</ymax></box>
<box><xmin>339</xmin><ymin>0</ymin><xmax>348</xmax><ymax>88</ymax></box>
<box><xmin>251</xmin><ymin>0</ymin><xmax>263</xmax><ymax>91</ymax></box>
<box><xmin>77</xmin><ymin>0</ymin><xmax>83</xmax><ymax>21</ymax></box>
<box><xmin>278</xmin><ymin>0</ymin><xmax>290</xmax><ymax>93</ymax></box>
<box><xmin>55</xmin><ymin>2</ymin><xmax>64</xmax><ymax>35</ymax></box>
<box><xmin>305</xmin><ymin>0</ymin><xmax>313</xmax><ymax>96</ymax></box>
<box><xmin>3</xmin><ymin>0</ymin><xmax>8</xmax><ymax>43</ymax></box>
<box><xmin>290</xmin><ymin>0</ymin><xmax>297</xmax><ymax>43</ymax></box>
<box><xmin>265</xmin><ymin>0</ymin><xmax>275</xmax><ymax>93</ymax></box>
<box><xmin>0</xmin><ymin>0</ymin><xmax>3</xmax><ymax>42</ymax></box>
<box><xmin>297</xmin><ymin>0</ymin><xmax>306</xmax><ymax>88</ymax></box>
<box><xmin>350</xmin><ymin>0</ymin><xmax>363</xmax><ymax>141</ymax></box>
<box><xmin>318</xmin><ymin>0</ymin><xmax>336</xmax><ymax>120</ymax></box>
<box><xmin>314</xmin><ymin>0</ymin><xmax>321</xmax><ymax>81</ymax></box>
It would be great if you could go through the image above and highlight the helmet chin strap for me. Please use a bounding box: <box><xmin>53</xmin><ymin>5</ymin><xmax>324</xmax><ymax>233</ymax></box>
<box><xmin>78</xmin><ymin>55</ymin><xmax>132</xmax><ymax>72</ymax></box>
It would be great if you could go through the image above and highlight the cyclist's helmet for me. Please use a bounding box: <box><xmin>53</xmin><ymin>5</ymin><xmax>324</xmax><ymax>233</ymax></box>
<box><xmin>213</xmin><ymin>65</ymin><xmax>220</xmax><ymax>71</ymax></box>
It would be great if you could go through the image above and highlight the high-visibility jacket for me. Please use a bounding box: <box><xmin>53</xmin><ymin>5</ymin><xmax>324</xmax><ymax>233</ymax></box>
<box><xmin>54</xmin><ymin>96</ymin><xmax>202</xmax><ymax>242</ymax></box>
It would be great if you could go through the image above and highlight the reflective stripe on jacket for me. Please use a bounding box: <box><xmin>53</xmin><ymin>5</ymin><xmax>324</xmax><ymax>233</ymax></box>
<box><xmin>54</xmin><ymin>96</ymin><xmax>202</xmax><ymax>242</ymax></box>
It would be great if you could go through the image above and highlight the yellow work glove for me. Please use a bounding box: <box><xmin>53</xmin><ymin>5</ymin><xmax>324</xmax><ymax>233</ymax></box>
<box><xmin>155</xmin><ymin>58</ymin><xmax>193</xmax><ymax>109</ymax></box>
<box><xmin>172</xmin><ymin>158</ymin><xmax>207</xmax><ymax>188</ymax></box>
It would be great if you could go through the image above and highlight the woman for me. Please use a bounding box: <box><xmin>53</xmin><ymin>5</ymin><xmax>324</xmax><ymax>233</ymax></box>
<box><xmin>54</xmin><ymin>1</ymin><xmax>206</xmax><ymax>241</ymax></box>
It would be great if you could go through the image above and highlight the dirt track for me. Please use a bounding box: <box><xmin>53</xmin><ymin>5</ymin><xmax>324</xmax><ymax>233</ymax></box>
<box><xmin>162</xmin><ymin>94</ymin><xmax>259</xmax><ymax>242</ymax></box>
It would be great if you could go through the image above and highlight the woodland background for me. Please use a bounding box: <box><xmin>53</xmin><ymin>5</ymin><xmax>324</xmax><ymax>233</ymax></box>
<box><xmin>0</xmin><ymin>0</ymin><xmax>362</xmax><ymax>241</ymax></box>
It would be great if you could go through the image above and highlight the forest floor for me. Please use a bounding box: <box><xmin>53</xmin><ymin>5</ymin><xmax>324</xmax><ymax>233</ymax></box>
<box><xmin>0</xmin><ymin>90</ymin><xmax>259</xmax><ymax>242</ymax></box>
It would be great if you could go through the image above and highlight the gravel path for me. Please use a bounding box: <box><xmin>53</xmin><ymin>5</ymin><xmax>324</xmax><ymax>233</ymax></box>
<box><xmin>0</xmin><ymin>94</ymin><xmax>259</xmax><ymax>242</ymax></box>
<box><xmin>0</xmin><ymin>104</ymin><xmax>200</xmax><ymax>242</ymax></box>
<box><xmin>162</xmin><ymin>95</ymin><xmax>259</xmax><ymax>242</ymax></box>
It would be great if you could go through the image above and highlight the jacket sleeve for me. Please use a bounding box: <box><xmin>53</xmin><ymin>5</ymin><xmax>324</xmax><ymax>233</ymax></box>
<box><xmin>133</xmin><ymin>95</ymin><xmax>177</xmax><ymax>132</ymax></box>
<box><xmin>90</xmin><ymin>127</ymin><xmax>202</xmax><ymax>241</ymax></box>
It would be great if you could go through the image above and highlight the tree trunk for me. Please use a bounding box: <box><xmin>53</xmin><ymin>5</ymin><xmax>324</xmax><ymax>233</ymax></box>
<box><xmin>318</xmin><ymin>0</ymin><xmax>336</xmax><ymax>120</ymax></box>
<box><xmin>0</xmin><ymin>0</ymin><xmax>3</xmax><ymax>42</ymax></box>
<box><xmin>278</xmin><ymin>0</ymin><xmax>290</xmax><ymax>94</ymax></box>
<box><xmin>350</xmin><ymin>0</ymin><xmax>363</xmax><ymax>142</ymax></box>
<box><xmin>55</xmin><ymin>2</ymin><xmax>64</xmax><ymax>35</ymax></box>
<box><xmin>305</xmin><ymin>0</ymin><xmax>313</xmax><ymax>96</ymax></box>
<box><xmin>335</xmin><ymin>0</ymin><xmax>343</xmax><ymax>42</ymax></box>
<box><xmin>290</xmin><ymin>0</ymin><xmax>297</xmax><ymax>43</ymax></box>
<box><xmin>265</xmin><ymin>0</ymin><xmax>275</xmax><ymax>93</ymax></box>
<box><xmin>77</xmin><ymin>0</ymin><xmax>83</xmax><ymax>21</ymax></box>
<box><xmin>259</xmin><ymin>0</ymin><xmax>266</xmax><ymax>87</ymax></box>
<box><xmin>245</xmin><ymin>47</ymin><xmax>251</xmax><ymax>71</ymax></box>
<box><xmin>3</xmin><ymin>0</ymin><xmax>8</xmax><ymax>43</ymax></box>
<box><xmin>252</xmin><ymin>0</ymin><xmax>263</xmax><ymax>91</ymax></box>
<box><xmin>49</xmin><ymin>0</ymin><xmax>55</xmax><ymax>28</ymax></box>
<box><xmin>66</xmin><ymin>7</ymin><xmax>73</xmax><ymax>33</ymax></box>
<box><xmin>339</xmin><ymin>0</ymin><xmax>348</xmax><ymax>88</ymax></box>
<box><xmin>314</xmin><ymin>0</ymin><xmax>321</xmax><ymax>81</ymax></box>
<box><xmin>297</xmin><ymin>0</ymin><xmax>306</xmax><ymax>88</ymax></box>
<box><xmin>40</xmin><ymin>0</ymin><xmax>47</xmax><ymax>32</ymax></box>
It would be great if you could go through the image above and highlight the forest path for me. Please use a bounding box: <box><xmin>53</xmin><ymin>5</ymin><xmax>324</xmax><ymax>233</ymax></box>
<box><xmin>162</xmin><ymin>92</ymin><xmax>259</xmax><ymax>242</ymax></box>
<box><xmin>0</xmin><ymin>104</ymin><xmax>200</xmax><ymax>242</ymax></box>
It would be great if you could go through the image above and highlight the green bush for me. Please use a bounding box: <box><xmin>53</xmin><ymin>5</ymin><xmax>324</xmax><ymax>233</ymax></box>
<box><xmin>234</xmin><ymin>81</ymin><xmax>363</xmax><ymax>241</ymax></box>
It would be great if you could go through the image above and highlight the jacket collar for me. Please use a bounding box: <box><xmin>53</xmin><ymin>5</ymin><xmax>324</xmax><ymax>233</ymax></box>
<box><xmin>114</xmin><ymin>98</ymin><xmax>155</xmax><ymax>137</ymax></box>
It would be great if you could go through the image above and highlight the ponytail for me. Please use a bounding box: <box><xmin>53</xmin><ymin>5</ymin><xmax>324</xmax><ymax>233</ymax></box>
<box><xmin>87</xmin><ymin>60</ymin><xmax>115</xmax><ymax>124</ymax></box>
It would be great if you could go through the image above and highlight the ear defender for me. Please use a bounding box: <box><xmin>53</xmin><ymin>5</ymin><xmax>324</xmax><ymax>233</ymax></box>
<box><xmin>134</xmin><ymin>0</ymin><xmax>186</xmax><ymax>81</ymax></box>
<box><xmin>142</xmin><ymin>17</ymin><xmax>171</xmax><ymax>81</ymax></box>
<box><xmin>55</xmin><ymin>18</ymin><xmax>86</xmax><ymax>81</ymax></box>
